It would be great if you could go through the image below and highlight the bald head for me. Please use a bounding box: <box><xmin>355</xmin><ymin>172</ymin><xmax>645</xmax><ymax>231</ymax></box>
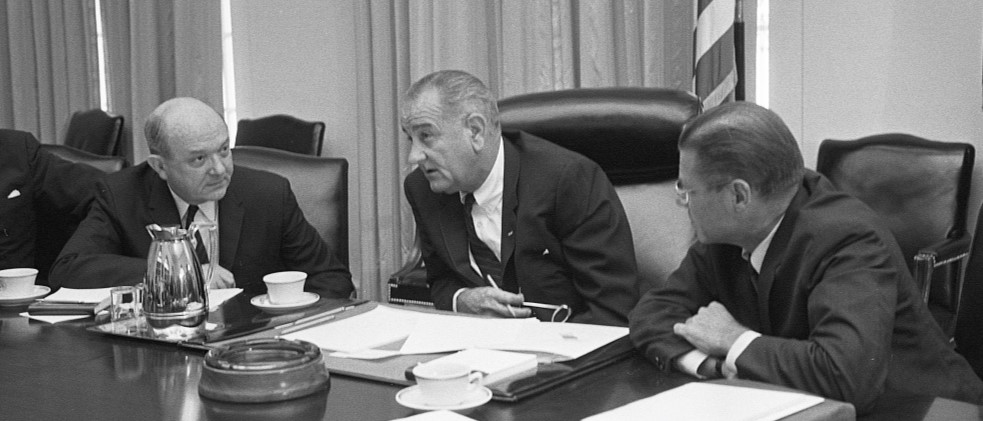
<box><xmin>145</xmin><ymin>97</ymin><xmax>227</xmax><ymax>158</ymax></box>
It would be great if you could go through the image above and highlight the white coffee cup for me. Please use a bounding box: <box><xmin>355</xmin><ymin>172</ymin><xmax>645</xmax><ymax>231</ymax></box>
<box><xmin>0</xmin><ymin>268</ymin><xmax>38</xmax><ymax>297</ymax></box>
<box><xmin>412</xmin><ymin>362</ymin><xmax>483</xmax><ymax>406</ymax></box>
<box><xmin>262</xmin><ymin>271</ymin><xmax>307</xmax><ymax>304</ymax></box>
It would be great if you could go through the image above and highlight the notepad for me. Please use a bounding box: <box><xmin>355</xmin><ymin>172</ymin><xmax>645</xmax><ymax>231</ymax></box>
<box><xmin>423</xmin><ymin>348</ymin><xmax>538</xmax><ymax>386</ymax></box>
<box><xmin>582</xmin><ymin>382</ymin><xmax>824</xmax><ymax>421</ymax></box>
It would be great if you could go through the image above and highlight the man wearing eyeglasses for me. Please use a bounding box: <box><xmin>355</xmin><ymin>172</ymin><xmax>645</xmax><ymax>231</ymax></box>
<box><xmin>401</xmin><ymin>70</ymin><xmax>638</xmax><ymax>326</ymax></box>
<box><xmin>629</xmin><ymin>102</ymin><xmax>983</xmax><ymax>414</ymax></box>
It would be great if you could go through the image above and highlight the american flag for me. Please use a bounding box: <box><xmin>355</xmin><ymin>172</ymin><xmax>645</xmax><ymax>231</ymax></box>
<box><xmin>694</xmin><ymin>0</ymin><xmax>738</xmax><ymax>109</ymax></box>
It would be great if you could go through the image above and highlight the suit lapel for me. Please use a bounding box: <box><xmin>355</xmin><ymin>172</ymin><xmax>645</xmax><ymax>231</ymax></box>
<box><xmin>500</xmin><ymin>138</ymin><xmax>519</xmax><ymax>280</ymax></box>
<box><xmin>147</xmin><ymin>175</ymin><xmax>181</xmax><ymax>226</ymax></box>
<box><xmin>756</xmin><ymin>184</ymin><xmax>806</xmax><ymax>334</ymax></box>
<box><xmin>218</xmin><ymin>182</ymin><xmax>245</xmax><ymax>268</ymax></box>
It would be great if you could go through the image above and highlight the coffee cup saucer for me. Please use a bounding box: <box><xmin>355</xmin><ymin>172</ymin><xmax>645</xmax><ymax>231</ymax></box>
<box><xmin>250</xmin><ymin>292</ymin><xmax>320</xmax><ymax>312</ymax></box>
<box><xmin>0</xmin><ymin>285</ymin><xmax>51</xmax><ymax>307</ymax></box>
<box><xmin>395</xmin><ymin>384</ymin><xmax>492</xmax><ymax>411</ymax></box>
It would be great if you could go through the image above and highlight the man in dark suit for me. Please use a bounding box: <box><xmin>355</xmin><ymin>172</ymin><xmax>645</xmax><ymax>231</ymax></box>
<box><xmin>402</xmin><ymin>70</ymin><xmax>638</xmax><ymax>326</ymax></box>
<box><xmin>0</xmin><ymin>130</ymin><xmax>105</xmax><ymax>284</ymax></box>
<box><xmin>49</xmin><ymin>98</ymin><xmax>353</xmax><ymax>299</ymax></box>
<box><xmin>629</xmin><ymin>102</ymin><xmax>983</xmax><ymax>413</ymax></box>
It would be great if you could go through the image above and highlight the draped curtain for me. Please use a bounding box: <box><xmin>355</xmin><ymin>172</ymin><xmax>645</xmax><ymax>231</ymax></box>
<box><xmin>0</xmin><ymin>0</ymin><xmax>100</xmax><ymax>144</ymax></box>
<box><xmin>101</xmin><ymin>0</ymin><xmax>223</xmax><ymax>164</ymax></box>
<box><xmin>353</xmin><ymin>0</ymin><xmax>693</xmax><ymax>300</ymax></box>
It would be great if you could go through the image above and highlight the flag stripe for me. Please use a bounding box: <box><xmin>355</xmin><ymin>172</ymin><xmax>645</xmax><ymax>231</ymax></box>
<box><xmin>694</xmin><ymin>0</ymin><xmax>735</xmax><ymax>61</ymax></box>
<box><xmin>694</xmin><ymin>0</ymin><xmax>737</xmax><ymax>109</ymax></box>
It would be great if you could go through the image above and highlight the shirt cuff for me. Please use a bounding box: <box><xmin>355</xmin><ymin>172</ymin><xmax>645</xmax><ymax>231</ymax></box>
<box><xmin>724</xmin><ymin>330</ymin><xmax>761</xmax><ymax>379</ymax></box>
<box><xmin>451</xmin><ymin>288</ymin><xmax>467</xmax><ymax>313</ymax></box>
<box><xmin>676</xmin><ymin>349</ymin><xmax>710</xmax><ymax>379</ymax></box>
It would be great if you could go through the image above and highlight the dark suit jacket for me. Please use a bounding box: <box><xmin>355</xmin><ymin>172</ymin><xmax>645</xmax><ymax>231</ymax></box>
<box><xmin>405</xmin><ymin>130</ymin><xmax>639</xmax><ymax>326</ymax></box>
<box><xmin>49</xmin><ymin>162</ymin><xmax>353</xmax><ymax>299</ymax></box>
<box><xmin>629</xmin><ymin>170</ymin><xmax>983</xmax><ymax>413</ymax></box>
<box><xmin>0</xmin><ymin>130</ymin><xmax>103</xmax><ymax>282</ymax></box>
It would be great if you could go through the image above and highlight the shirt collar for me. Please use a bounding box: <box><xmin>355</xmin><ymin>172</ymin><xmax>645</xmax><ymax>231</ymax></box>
<box><xmin>747</xmin><ymin>215</ymin><xmax>784</xmax><ymax>273</ymax></box>
<box><xmin>169</xmin><ymin>189</ymin><xmax>217</xmax><ymax>223</ymax></box>
<box><xmin>460</xmin><ymin>136</ymin><xmax>504</xmax><ymax>207</ymax></box>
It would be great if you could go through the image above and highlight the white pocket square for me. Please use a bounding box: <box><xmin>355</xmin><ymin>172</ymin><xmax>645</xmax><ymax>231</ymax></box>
<box><xmin>7</xmin><ymin>189</ymin><xmax>20</xmax><ymax>199</ymax></box>
<box><xmin>543</xmin><ymin>248</ymin><xmax>550</xmax><ymax>255</ymax></box>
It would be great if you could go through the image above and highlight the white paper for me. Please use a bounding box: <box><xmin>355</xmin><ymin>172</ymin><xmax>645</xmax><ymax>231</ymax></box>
<box><xmin>207</xmin><ymin>288</ymin><xmax>242</xmax><ymax>311</ymax></box>
<box><xmin>19</xmin><ymin>312</ymin><xmax>90</xmax><ymax>324</ymax></box>
<box><xmin>399</xmin><ymin>316</ymin><xmax>538</xmax><ymax>354</ymax></box>
<box><xmin>281</xmin><ymin>305</ymin><xmax>422</xmax><ymax>352</ymax></box>
<box><xmin>391</xmin><ymin>410</ymin><xmax>477</xmax><ymax>421</ymax></box>
<box><xmin>582</xmin><ymin>382</ymin><xmax>824</xmax><ymax>421</ymax></box>
<box><xmin>42</xmin><ymin>287</ymin><xmax>113</xmax><ymax>303</ymax></box>
<box><xmin>493</xmin><ymin>322</ymin><xmax>628</xmax><ymax>360</ymax></box>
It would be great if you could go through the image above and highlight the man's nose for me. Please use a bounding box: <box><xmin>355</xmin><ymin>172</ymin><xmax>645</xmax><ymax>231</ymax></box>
<box><xmin>209</xmin><ymin>154</ymin><xmax>229</xmax><ymax>174</ymax></box>
<box><xmin>407</xmin><ymin>140</ymin><xmax>425</xmax><ymax>165</ymax></box>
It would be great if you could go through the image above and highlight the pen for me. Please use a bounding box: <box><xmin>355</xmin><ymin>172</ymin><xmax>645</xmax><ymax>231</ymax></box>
<box><xmin>486</xmin><ymin>274</ymin><xmax>517</xmax><ymax>318</ymax></box>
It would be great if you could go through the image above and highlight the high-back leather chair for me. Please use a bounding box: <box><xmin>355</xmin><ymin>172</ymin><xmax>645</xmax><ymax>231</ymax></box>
<box><xmin>388</xmin><ymin>87</ymin><xmax>701</xmax><ymax>306</ymax></box>
<box><xmin>236</xmin><ymin>115</ymin><xmax>326</xmax><ymax>156</ymax></box>
<box><xmin>232</xmin><ymin>146</ymin><xmax>348</xmax><ymax>266</ymax></box>
<box><xmin>955</xmin><ymin>203</ymin><xmax>983</xmax><ymax>380</ymax></box>
<box><xmin>816</xmin><ymin>134</ymin><xmax>974</xmax><ymax>336</ymax></box>
<box><xmin>64</xmin><ymin>108</ymin><xmax>125</xmax><ymax>157</ymax></box>
<box><xmin>40</xmin><ymin>144</ymin><xmax>127</xmax><ymax>173</ymax></box>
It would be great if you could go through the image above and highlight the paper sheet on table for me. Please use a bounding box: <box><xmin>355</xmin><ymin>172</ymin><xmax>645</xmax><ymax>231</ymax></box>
<box><xmin>392</xmin><ymin>410</ymin><xmax>477</xmax><ymax>421</ymax></box>
<box><xmin>399</xmin><ymin>316</ymin><xmax>538</xmax><ymax>355</ymax></box>
<box><xmin>42</xmin><ymin>287</ymin><xmax>113</xmax><ymax>303</ymax></box>
<box><xmin>281</xmin><ymin>305</ymin><xmax>426</xmax><ymax>352</ymax></box>
<box><xmin>582</xmin><ymin>382</ymin><xmax>824</xmax><ymax>421</ymax></box>
<box><xmin>20</xmin><ymin>312</ymin><xmax>91</xmax><ymax>324</ymax></box>
<box><xmin>208</xmin><ymin>288</ymin><xmax>242</xmax><ymax>311</ymax></box>
<box><xmin>491</xmin><ymin>322</ymin><xmax>628</xmax><ymax>360</ymax></box>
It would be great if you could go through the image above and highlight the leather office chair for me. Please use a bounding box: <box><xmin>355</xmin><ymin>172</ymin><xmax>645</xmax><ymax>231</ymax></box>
<box><xmin>236</xmin><ymin>115</ymin><xmax>326</xmax><ymax>156</ymax></box>
<box><xmin>64</xmin><ymin>108</ymin><xmax>125</xmax><ymax>157</ymax></box>
<box><xmin>232</xmin><ymin>146</ymin><xmax>348</xmax><ymax>266</ymax></box>
<box><xmin>35</xmin><ymin>144</ymin><xmax>126</xmax><ymax>286</ymax></box>
<box><xmin>388</xmin><ymin>87</ymin><xmax>701</xmax><ymax>306</ymax></box>
<box><xmin>40</xmin><ymin>144</ymin><xmax>127</xmax><ymax>173</ymax></box>
<box><xmin>955</xmin><ymin>204</ymin><xmax>983</xmax><ymax>380</ymax></box>
<box><xmin>816</xmin><ymin>134</ymin><xmax>974</xmax><ymax>337</ymax></box>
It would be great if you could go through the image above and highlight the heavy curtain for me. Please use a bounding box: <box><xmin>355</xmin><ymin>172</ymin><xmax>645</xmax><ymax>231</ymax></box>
<box><xmin>0</xmin><ymin>0</ymin><xmax>100</xmax><ymax>144</ymax></box>
<box><xmin>101</xmin><ymin>0</ymin><xmax>223</xmax><ymax>164</ymax></box>
<box><xmin>353</xmin><ymin>0</ymin><xmax>693</xmax><ymax>300</ymax></box>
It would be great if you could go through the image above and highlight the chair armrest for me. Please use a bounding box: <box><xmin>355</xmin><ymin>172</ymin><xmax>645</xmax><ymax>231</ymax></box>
<box><xmin>914</xmin><ymin>234</ymin><xmax>972</xmax><ymax>304</ymax></box>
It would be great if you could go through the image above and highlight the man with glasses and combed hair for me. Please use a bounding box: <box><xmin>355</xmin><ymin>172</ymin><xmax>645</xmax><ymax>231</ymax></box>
<box><xmin>49</xmin><ymin>97</ymin><xmax>353</xmax><ymax>300</ymax></box>
<box><xmin>629</xmin><ymin>101</ymin><xmax>983</xmax><ymax>414</ymax></box>
<box><xmin>401</xmin><ymin>69</ymin><xmax>638</xmax><ymax>326</ymax></box>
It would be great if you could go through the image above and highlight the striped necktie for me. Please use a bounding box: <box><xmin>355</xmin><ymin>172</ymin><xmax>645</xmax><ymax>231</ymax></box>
<box><xmin>184</xmin><ymin>205</ymin><xmax>210</xmax><ymax>265</ymax></box>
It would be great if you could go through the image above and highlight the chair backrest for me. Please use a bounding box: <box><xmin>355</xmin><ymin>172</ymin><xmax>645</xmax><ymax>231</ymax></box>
<box><xmin>64</xmin><ymin>108</ymin><xmax>125</xmax><ymax>157</ymax></box>
<box><xmin>498</xmin><ymin>87</ymin><xmax>701</xmax><ymax>294</ymax></box>
<box><xmin>956</xmin><ymin>204</ymin><xmax>983</xmax><ymax>379</ymax></box>
<box><xmin>40</xmin><ymin>144</ymin><xmax>127</xmax><ymax>173</ymax></box>
<box><xmin>816</xmin><ymin>134</ymin><xmax>974</xmax><ymax>269</ymax></box>
<box><xmin>232</xmin><ymin>146</ymin><xmax>348</xmax><ymax>266</ymax></box>
<box><xmin>236</xmin><ymin>115</ymin><xmax>325</xmax><ymax>156</ymax></box>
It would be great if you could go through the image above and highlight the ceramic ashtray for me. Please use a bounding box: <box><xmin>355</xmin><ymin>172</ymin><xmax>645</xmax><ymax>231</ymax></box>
<box><xmin>198</xmin><ymin>338</ymin><xmax>330</xmax><ymax>403</ymax></box>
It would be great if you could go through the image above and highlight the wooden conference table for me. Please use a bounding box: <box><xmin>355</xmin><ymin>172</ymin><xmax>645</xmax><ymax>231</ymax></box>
<box><xmin>0</xmin><ymin>295</ymin><xmax>979</xmax><ymax>421</ymax></box>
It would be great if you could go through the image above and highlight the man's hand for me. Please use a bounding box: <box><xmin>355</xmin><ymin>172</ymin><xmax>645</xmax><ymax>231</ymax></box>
<box><xmin>673</xmin><ymin>301</ymin><xmax>748</xmax><ymax>356</ymax></box>
<box><xmin>457</xmin><ymin>287</ymin><xmax>533</xmax><ymax>318</ymax></box>
<box><xmin>202</xmin><ymin>263</ymin><xmax>235</xmax><ymax>289</ymax></box>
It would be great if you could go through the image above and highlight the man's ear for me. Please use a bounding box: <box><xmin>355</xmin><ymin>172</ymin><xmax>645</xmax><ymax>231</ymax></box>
<box><xmin>465</xmin><ymin>113</ymin><xmax>488</xmax><ymax>151</ymax></box>
<box><xmin>146</xmin><ymin>155</ymin><xmax>169</xmax><ymax>181</ymax></box>
<box><xmin>731</xmin><ymin>179</ymin><xmax>752</xmax><ymax>211</ymax></box>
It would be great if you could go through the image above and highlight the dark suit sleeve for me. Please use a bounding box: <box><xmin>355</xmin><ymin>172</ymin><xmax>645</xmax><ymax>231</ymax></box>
<box><xmin>629</xmin><ymin>244</ymin><xmax>716</xmax><ymax>371</ymax></box>
<box><xmin>277</xmin><ymin>182</ymin><xmax>354</xmax><ymax>299</ymax></box>
<box><xmin>48</xmin><ymin>179</ymin><xmax>147</xmax><ymax>289</ymax></box>
<box><xmin>554</xmin><ymin>161</ymin><xmax>639</xmax><ymax>326</ymax></box>
<box><xmin>736</xmin><ymin>230</ymin><xmax>898</xmax><ymax>412</ymax></box>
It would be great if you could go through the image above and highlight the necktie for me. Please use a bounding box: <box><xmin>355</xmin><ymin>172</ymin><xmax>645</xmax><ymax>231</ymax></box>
<box><xmin>184</xmin><ymin>205</ymin><xmax>210</xmax><ymax>265</ymax></box>
<box><xmin>463</xmin><ymin>194</ymin><xmax>510</xmax><ymax>291</ymax></box>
